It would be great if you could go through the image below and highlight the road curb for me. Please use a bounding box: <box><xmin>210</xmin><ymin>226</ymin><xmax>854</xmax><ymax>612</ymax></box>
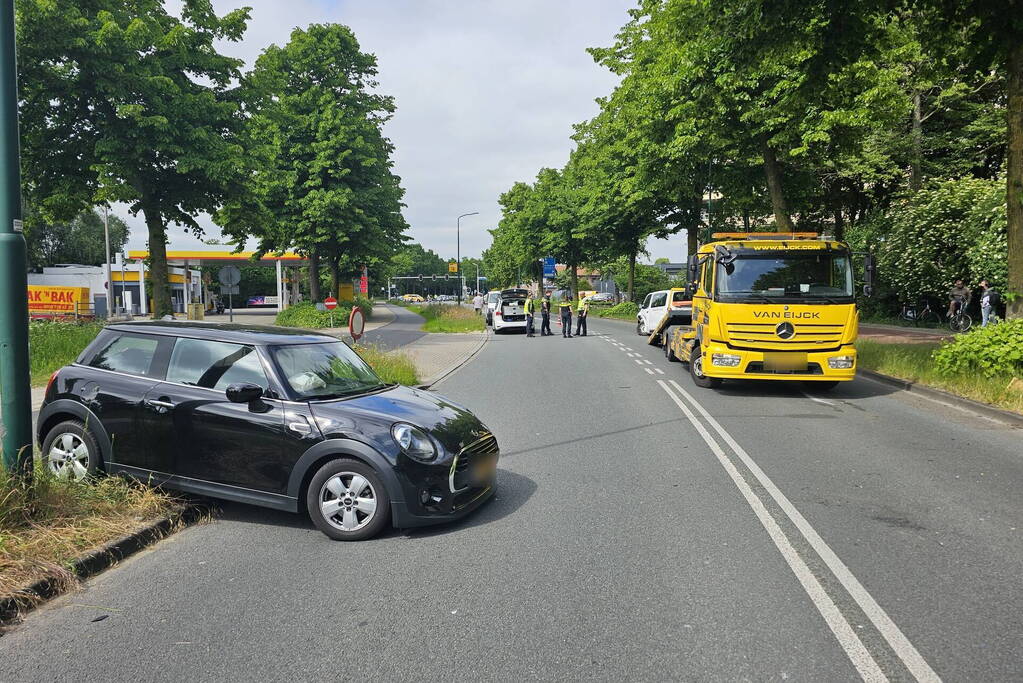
<box><xmin>417</xmin><ymin>330</ymin><xmax>489</xmax><ymax>390</ymax></box>
<box><xmin>0</xmin><ymin>503</ymin><xmax>208</xmax><ymax>625</ymax></box>
<box><xmin>860</xmin><ymin>369</ymin><xmax>1023</xmax><ymax>428</ymax></box>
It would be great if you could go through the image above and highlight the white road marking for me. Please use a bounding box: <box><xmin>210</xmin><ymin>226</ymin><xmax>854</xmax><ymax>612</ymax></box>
<box><xmin>642</xmin><ymin>360</ymin><xmax>653</xmax><ymax>365</ymax></box>
<box><xmin>657</xmin><ymin>381</ymin><xmax>887</xmax><ymax>682</ymax></box>
<box><xmin>633</xmin><ymin>359</ymin><xmax>644</xmax><ymax>365</ymax></box>
<box><xmin>654</xmin><ymin>368</ymin><xmax>665</xmax><ymax>375</ymax></box>
<box><xmin>644</xmin><ymin>368</ymin><xmax>655</xmax><ymax>375</ymax></box>
<box><xmin>666</xmin><ymin>379</ymin><xmax>940</xmax><ymax>683</ymax></box>
<box><xmin>628</xmin><ymin>352</ymin><xmax>640</xmax><ymax>357</ymax></box>
<box><xmin>623</xmin><ymin>347</ymin><xmax>633</xmax><ymax>351</ymax></box>
<box><xmin>800</xmin><ymin>389</ymin><xmax>835</xmax><ymax>406</ymax></box>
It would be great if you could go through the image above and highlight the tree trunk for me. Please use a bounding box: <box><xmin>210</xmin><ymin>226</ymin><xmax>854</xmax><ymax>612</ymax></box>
<box><xmin>689</xmin><ymin>191</ymin><xmax>702</xmax><ymax>255</ymax></box>
<box><xmin>833</xmin><ymin>206</ymin><xmax>845</xmax><ymax>241</ymax></box>
<box><xmin>308</xmin><ymin>250</ymin><xmax>321</xmax><ymax>302</ymax></box>
<box><xmin>627</xmin><ymin>249</ymin><xmax>637</xmax><ymax>302</ymax></box>
<box><xmin>569</xmin><ymin>262</ymin><xmax>579</xmax><ymax>301</ymax></box>
<box><xmin>1007</xmin><ymin>42</ymin><xmax>1023</xmax><ymax>319</ymax></box>
<box><xmin>142</xmin><ymin>203</ymin><xmax>172</xmax><ymax>318</ymax></box>
<box><xmin>910</xmin><ymin>90</ymin><xmax>923</xmax><ymax>193</ymax></box>
<box><xmin>761</xmin><ymin>139</ymin><xmax>795</xmax><ymax>232</ymax></box>
<box><xmin>742</xmin><ymin>208</ymin><xmax>750</xmax><ymax>232</ymax></box>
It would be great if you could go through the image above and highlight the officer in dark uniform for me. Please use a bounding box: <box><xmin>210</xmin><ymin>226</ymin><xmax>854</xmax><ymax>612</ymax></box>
<box><xmin>559</xmin><ymin>291</ymin><xmax>573</xmax><ymax>338</ymax></box>
<box><xmin>540</xmin><ymin>293</ymin><xmax>553</xmax><ymax>336</ymax></box>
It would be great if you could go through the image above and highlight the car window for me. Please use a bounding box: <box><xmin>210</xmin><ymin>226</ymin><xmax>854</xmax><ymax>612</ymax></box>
<box><xmin>89</xmin><ymin>333</ymin><xmax>160</xmax><ymax>377</ymax></box>
<box><xmin>651</xmin><ymin>292</ymin><xmax>668</xmax><ymax>307</ymax></box>
<box><xmin>641</xmin><ymin>294</ymin><xmax>651</xmax><ymax>309</ymax></box>
<box><xmin>672</xmin><ymin>291</ymin><xmax>688</xmax><ymax>303</ymax></box>
<box><xmin>167</xmin><ymin>338</ymin><xmax>269</xmax><ymax>391</ymax></box>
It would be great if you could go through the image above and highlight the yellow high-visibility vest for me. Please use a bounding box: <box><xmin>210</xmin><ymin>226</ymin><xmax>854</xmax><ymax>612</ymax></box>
<box><xmin>524</xmin><ymin>296</ymin><xmax>534</xmax><ymax>313</ymax></box>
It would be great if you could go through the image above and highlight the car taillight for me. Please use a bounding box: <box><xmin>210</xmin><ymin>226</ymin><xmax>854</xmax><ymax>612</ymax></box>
<box><xmin>46</xmin><ymin>370</ymin><xmax>59</xmax><ymax>397</ymax></box>
<box><xmin>495</xmin><ymin>311</ymin><xmax>502</xmax><ymax>316</ymax></box>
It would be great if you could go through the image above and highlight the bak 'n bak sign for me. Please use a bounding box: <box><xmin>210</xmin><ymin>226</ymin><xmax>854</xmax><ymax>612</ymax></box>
<box><xmin>27</xmin><ymin>285</ymin><xmax>90</xmax><ymax>314</ymax></box>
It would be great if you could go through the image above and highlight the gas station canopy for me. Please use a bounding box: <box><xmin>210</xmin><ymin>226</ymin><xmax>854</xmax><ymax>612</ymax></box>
<box><xmin>126</xmin><ymin>250</ymin><xmax>308</xmax><ymax>266</ymax></box>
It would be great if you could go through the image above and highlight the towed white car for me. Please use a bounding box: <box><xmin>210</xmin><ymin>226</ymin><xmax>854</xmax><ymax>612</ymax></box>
<box><xmin>493</xmin><ymin>288</ymin><xmax>529</xmax><ymax>333</ymax></box>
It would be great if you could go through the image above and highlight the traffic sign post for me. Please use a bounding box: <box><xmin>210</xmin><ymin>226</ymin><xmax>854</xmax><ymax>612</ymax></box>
<box><xmin>218</xmin><ymin>265</ymin><xmax>241</xmax><ymax>322</ymax></box>
<box><xmin>349</xmin><ymin>306</ymin><xmax>365</xmax><ymax>342</ymax></box>
<box><xmin>324</xmin><ymin>295</ymin><xmax>338</xmax><ymax>327</ymax></box>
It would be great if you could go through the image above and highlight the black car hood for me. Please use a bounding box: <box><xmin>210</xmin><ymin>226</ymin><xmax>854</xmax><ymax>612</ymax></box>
<box><xmin>309</xmin><ymin>385</ymin><xmax>488</xmax><ymax>456</ymax></box>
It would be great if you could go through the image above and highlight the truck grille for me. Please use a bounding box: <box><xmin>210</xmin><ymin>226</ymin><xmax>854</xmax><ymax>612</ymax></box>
<box><xmin>726</xmin><ymin>322</ymin><xmax>845</xmax><ymax>350</ymax></box>
<box><xmin>745</xmin><ymin>362</ymin><xmax>824</xmax><ymax>375</ymax></box>
<box><xmin>449</xmin><ymin>432</ymin><xmax>499</xmax><ymax>493</ymax></box>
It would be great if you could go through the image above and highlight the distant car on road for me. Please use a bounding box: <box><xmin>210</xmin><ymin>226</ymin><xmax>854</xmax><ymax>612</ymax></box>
<box><xmin>401</xmin><ymin>294</ymin><xmax>425</xmax><ymax>303</ymax></box>
<box><xmin>37</xmin><ymin>321</ymin><xmax>499</xmax><ymax>541</ymax></box>
<box><xmin>493</xmin><ymin>288</ymin><xmax>529</xmax><ymax>334</ymax></box>
<box><xmin>589</xmin><ymin>292</ymin><xmax>614</xmax><ymax>304</ymax></box>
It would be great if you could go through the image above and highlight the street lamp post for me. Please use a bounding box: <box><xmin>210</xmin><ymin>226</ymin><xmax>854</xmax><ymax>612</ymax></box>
<box><xmin>456</xmin><ymin>211</ymin><xmax>478</xmax><ymax>305</ymax></box>
<box><xmin>0</xmin><ymin>0</ymin><xmax>31</xmax><ymax>474</ymax></box>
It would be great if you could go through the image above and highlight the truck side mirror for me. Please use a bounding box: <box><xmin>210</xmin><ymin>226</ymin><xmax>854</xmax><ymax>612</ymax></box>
<box><xmin>864</xmin><ymin>253</ymin><xmax>877</xmax><ymax>297</ymax></box>
<box><xmin>687</xmin><ymin>254</ymin><xmax>699</xmax><ymax>285</ymax></box>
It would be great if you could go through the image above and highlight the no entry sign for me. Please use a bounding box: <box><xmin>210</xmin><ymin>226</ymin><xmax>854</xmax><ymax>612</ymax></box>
<box><xmin>323</xmin><ymin>296</ymin><xmax>338</xmax><ymax>310</ymax></box>
<box><xmin>349</xmin><ymin>306</ymin><xmax>365</xmax><ymax>341</ymax></box>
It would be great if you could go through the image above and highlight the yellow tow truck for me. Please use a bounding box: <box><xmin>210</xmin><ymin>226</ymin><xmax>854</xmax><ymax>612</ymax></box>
<box><xmin>666</xmin><ymin>232</ymin><xmax>874</xmax><ymax>390</ymax></box>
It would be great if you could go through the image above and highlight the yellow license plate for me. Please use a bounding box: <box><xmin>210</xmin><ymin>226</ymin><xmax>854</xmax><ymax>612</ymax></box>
<box><xmin>763</xmin><ymin>353</ymin><xmax>807</xmax><ymax>372</ymax></box>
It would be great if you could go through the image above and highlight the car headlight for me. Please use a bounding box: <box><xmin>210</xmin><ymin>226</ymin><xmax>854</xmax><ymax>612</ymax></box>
<box><xmin>828</xmin><ymin>355</ymin><xmax>855</xmax><ymax>369</ymax></box>
<box><xmin>711</xmin><ymin>353</ymin><xmax>741</xmax><ymax>367</ymax></box>
<box><xmin>391</xmin><ymin>423</ymin><xmax>437</xmax><ymax>462</ymax></box>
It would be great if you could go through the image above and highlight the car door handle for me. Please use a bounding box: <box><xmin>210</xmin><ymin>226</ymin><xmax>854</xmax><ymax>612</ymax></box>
<box><xmin>145</xmin><ymin>399</ymin><xmax>175</xmax><ymax>412</ymax></box>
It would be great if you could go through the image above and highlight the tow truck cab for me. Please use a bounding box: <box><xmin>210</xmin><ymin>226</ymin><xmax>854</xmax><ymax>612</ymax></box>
<box><xmin>668</xmin><ymin>232</ymin><xmax>871</xmax><ymax>389</ymax></box>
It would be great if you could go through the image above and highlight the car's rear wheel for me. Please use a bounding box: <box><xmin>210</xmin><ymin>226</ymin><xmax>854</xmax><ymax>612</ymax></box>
<box><xmin>41</xmin><ymin>420</ymin><xmax>100</xmax><ymax>481</ymax></box>
<box><xmin>308</xmin><ymin>458</ymin><xmax>391</xmax><ymax>541</ymax></box>
<box><xmin>689</xmin><ymin>346</ymin><xmax>722</xmax><ymax>389</ymax></box>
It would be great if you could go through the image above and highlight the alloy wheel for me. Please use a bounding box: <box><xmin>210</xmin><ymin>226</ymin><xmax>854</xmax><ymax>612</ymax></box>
<box><xmin>47</xmin><ymin>432</ymin><xmax>90</xmax><ymax>480</ymax></box>
<box><xmin>318</xmin><ymin>472</ymin><xmax>378</xmax><ymax>532</ymax></box>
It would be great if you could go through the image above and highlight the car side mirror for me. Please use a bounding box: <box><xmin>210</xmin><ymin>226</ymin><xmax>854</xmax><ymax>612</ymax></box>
<box><xmin>226</xmin><ymin>382</ymin><xmax>264</xmax><ymax>404</ymax></box>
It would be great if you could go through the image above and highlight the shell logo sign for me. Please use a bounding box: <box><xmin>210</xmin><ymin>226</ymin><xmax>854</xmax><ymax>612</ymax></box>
<box><xmin>27</xmin><ymin>285</ymin><xmax>90</xmax><ymax>314</ymax></box>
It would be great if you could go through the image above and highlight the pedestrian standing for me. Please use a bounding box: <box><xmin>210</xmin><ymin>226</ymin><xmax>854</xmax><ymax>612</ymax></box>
<box><xmin>559</xmin><ymin>292</ymin><xmax>573</xmax><ymax>338</ymax></box>
<box><xmin>472</xmin><ymin>292</ymin><xmax>484</xmax><ymax>315</ymax></box>
<box><xmin>979</xmin><ymin>279</ymin><xmax>1000</xmax><ymax>327</ymax></box>
<box><xmin>524</xmin><ymin>290</ymin><xmax>535</xmax><ymax>337</ymax></box>
<box><xmin>575</xmin><ymin>294</ymin><xmax>589</xmax><ymax>337</ymax></box>
<box><xmin>540</xmin><ymin>293</ymin><xmax>552</xmax><ymax>336</ymax></box>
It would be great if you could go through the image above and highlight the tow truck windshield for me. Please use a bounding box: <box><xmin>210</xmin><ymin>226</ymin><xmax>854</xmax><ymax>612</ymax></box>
<box><xmin>715</xmin><ymin>250</ymin><xmax>854</xmax><ymax>303</ymax></box>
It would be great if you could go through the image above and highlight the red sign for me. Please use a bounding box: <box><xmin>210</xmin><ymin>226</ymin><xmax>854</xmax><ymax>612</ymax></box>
<box><xmin>324</xmin><ymin>296</ymin><xmax>338</xmax><ymax>310</ymax></box>
<box><xmin>359</xmin><ymin>275</ymin><xmax>368</xmax><ymax>294</ymax></box>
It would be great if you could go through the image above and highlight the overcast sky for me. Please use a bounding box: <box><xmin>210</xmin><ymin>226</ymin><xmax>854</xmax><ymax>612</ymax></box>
<box><xmin>123</xmin><ymin>0</ymin><xmax>688</xmax><ymax>265</ymax></box>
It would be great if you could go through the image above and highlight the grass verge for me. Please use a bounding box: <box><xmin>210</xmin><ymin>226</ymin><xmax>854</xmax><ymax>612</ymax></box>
<box><xmin>30</xmin><ymin>321</ymin><xmax>104</xmax><ymax>386</ymax></box>
<box><xmin>408</xmin><ymin>304</ymin><xmax>485</xmax><ymax>333</ymax></box>
<box><xmin>0</xmin><ymin>463</ymin><xmax>183</xmax><ymax>610</ymax></box>
<box><xmin>855</xmin><ymin>339</ymin><xmax>1023</xmax><ymax>415</ymax></box>
<box><xmin>354</xmin><ymin>344</ymin><xmax>419</xmax><ymax>385</ymax></box>
<box><xmin>593</xmin><ymin>301</ymin><xmax>639</xmax><ymax>321</ymax></box>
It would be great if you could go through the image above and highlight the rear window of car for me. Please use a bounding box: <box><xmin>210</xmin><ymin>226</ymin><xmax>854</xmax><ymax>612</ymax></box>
<box><xmin>650</xmin><ymin>292</ymin><xmax>667</xmax><ymax>307</ymax></box>
<box><xmin>89</xmin><ymin>333</ymin><xmax>160</xmax><ymax>377</ymax></box>
<box><xmin>167</xmin><ymin>338</ymin><xmax>269</xmax><ymax>391</ymax></box>
<box><xmin>672</xmin><ymin>291</ymin><xmax>689</xmax><ymax>302</ymax></box>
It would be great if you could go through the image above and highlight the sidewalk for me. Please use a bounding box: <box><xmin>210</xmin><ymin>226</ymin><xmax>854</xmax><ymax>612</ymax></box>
<box><xmin>859</xmin><ymin>323</ymin><xmax>951</xmax><ymax>345</ymax></box>
<box><xmin>400</xmin><ymin>331</ymin><xmax>488</xmax><ymax>386</ymax></box>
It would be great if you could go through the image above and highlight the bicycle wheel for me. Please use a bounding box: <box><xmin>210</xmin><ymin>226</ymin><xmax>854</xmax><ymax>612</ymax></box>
<box><xmin>917</xmin><ymin>309</ymin><xmax>938</xmax><ymax>327</ymax></box>
<box><xmin>950</xmin><ymin>313</ymin><xmax>972</xmax><ymax>333</ymax></box>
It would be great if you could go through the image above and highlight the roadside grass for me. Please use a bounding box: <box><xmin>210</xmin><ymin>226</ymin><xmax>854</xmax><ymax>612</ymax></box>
<box><xmin>29</xmin><ymin>321</ymin><xmax>104</xmax><ymax>386</ymax></box>
<box><xmin>0</xmin><ymin>462</ymin><xmax>182</xmax><ymax>609</ymax></box>
<box><xmin>408</xmin><ymin>304</ymin><xmax>485</xmax><ymax>333</ymax></box>
<box><xmin>855</xmin><ymin>339</ymin><xmax>1023</xmax><ymax>414</ymax></box>
<box><xmin>354</xmin><ymin>344</ymin><xmax>419</xmax><ymax>385</ymax></box>
<box><xmin>593</xmin><ymin>301</ymin><xmax>639</xmax><ymax>321</ymax></box>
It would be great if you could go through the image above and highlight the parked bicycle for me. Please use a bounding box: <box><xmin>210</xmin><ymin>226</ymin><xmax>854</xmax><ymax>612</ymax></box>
<box><xmin>899</xmin><ymin>300</ymin><xmax>941</xmax><ymax>327</ymax></box>
<box><xmin>949</xmin><ymin>307</ymin><xmax>973</xmax><ymax>333</ymax></box>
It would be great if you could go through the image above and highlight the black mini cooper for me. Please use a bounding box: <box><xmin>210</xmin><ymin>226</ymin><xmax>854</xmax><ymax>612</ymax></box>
<box><xmin>37</xmin><ymin>322</ymin><xmax>499</xmax><ymax>540</ymax></box>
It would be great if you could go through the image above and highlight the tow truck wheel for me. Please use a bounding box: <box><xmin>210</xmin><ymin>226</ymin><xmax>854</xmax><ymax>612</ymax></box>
<box><xmin>666</xmin><ymin>339</ymin><xmax>679</xmax><ymax>362</ymax></box>
<box><xmin>689</xmin><ymin>346</ymin><xmax>721</xmax><ymax>388</ymax></box>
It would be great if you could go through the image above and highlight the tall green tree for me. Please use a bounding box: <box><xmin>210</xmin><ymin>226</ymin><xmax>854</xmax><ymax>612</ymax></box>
<box><xmin>221</xmin><ymin>23</ymin><xmax>407</xmax><ymax>302</ymax></box>
<box><xmin>24</xmin><ymin>208</ymin><xmax>129</xmax><ymax>269</ymax></box>
<box><xmin>17</xmin><ymin>0</ymin><xmax>251</xmax><ymax>316</ymax></box>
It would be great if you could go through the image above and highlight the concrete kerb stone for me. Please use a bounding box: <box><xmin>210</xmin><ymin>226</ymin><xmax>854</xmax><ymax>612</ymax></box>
<box><xmin>0</xmin><ymin>503</ymin><xmax>209</xmax><ymax>626</ymax></box>
<box><xmin>415</xmin><ymin>330</ymin><xmax>489</xmax><ymax>389</ymax></box>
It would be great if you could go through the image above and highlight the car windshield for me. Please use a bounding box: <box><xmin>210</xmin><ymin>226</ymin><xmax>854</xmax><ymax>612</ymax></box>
<box><xmin>715</xmin><ymin>251</ymin><xmax>854</xmax><ymax>301</ymax></box>
<box><xmin>271</xmin><ymin>341</ymin><xmax>385</xmax><ymax>400</ymax></box>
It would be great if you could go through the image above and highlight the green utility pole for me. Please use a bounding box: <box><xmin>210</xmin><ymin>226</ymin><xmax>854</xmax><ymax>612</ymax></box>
<box><xmin>0</xmin><ymin>0</ymin><xmax>32</xmax><ymax>475</ymax></box>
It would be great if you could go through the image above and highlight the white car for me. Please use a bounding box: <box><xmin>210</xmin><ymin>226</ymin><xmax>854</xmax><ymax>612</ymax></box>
<box><xmin>637</xmin><ymin>290</ymin><xmax>669</xmax><ymax>336</ymax></box>
<box><xmin>493</xmin><ymin>288</ymin><xmax>529</xmax><ymax>333</ymax></box>
<box><xmin>485</xmin><ymin>291</ymin><xmax>501</xmax><ymax>325</ymax></box>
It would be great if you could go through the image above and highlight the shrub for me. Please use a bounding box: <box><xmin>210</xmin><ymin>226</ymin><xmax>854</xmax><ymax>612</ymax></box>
<box><xmin>932</xmin><ymin>319</ymin><xmax>1023</xmax><ymax>378</ymax></box>
<box><xmin>353</xmin><ymin>296</ymin><xmax>374</xmax><ymax>319</ymax></box>
<box><xmin>275</xmin><ymin>301</ymin><xmax>349</xmax><ymax>329</ymax></box>
<box><xmin>595</xmin><ymin>301</ymin><xmax>639</xmax><ymax>319</ymax></box>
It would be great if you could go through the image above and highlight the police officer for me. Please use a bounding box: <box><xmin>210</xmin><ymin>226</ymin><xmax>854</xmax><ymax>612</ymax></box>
<box><xmin>576</xmin><ymin>294</ymin><xmax>589</xmax><ymax>337</ymax></box>
<box><xmin>559</xmin><ymin>291</ymin><xmax>573</xmax><ymax>338</ymax></box>
<box><xmin>524</xmin><ymin>290</ymin><xmax>535</xmax><ymax>337</ymax></box>
<box><xmin>540</xmin><ymin>292</ymin><xmax>553</xmax><ymax>336</ymax></box>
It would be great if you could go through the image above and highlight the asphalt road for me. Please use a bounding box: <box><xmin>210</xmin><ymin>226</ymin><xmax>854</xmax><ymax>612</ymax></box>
<box><xmin>359</xmin><ymin>303</ymin><xmax>426</xmax><ymax>349</ymax></box>
<box><xmin>2</xmin><ymin>316</ymin><xmax>1021</xmax><ymax>681</ymax></box>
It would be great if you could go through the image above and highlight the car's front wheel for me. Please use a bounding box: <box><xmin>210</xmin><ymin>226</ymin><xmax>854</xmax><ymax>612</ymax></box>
<box><xmin>42</xmin><ymin>420</ymin><xmax>101</xmax><ymax>481</ymax></box>
<box><xmin>307</xmin><ymin>458</ymin><xmax>391</xmax><ymax>541</ymax></box>
<box><xmin>637</xmin><ymin>319</ymin><xmax>645</xmax><ymax>336</ymax></box>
